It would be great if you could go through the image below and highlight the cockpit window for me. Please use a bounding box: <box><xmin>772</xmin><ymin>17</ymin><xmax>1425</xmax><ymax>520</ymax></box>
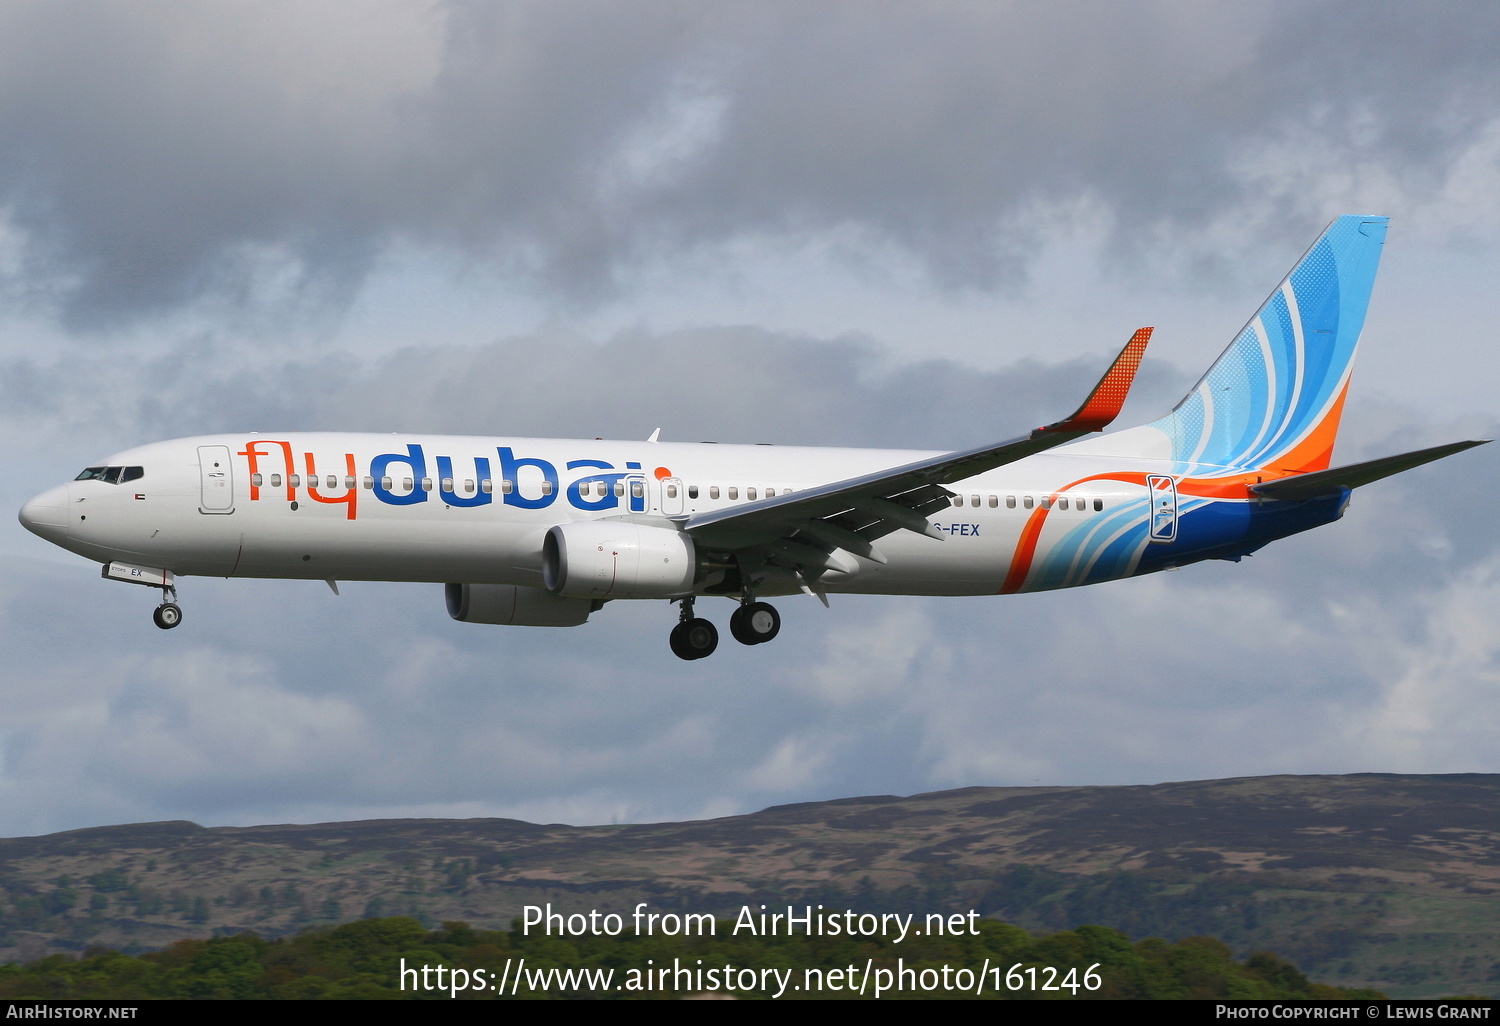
<box><xmin>74</xmin><ymin>466</ymin><xmax>143</xmax><ymax>485</ymax></box>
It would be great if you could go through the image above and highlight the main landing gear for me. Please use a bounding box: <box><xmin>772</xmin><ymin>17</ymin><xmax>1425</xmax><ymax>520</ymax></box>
<box><xmin>669</xmin><ymin>597</ymin><xmax>718</xmax><ymax>660</ymax></box>
<box><xmin>668</xmin><ymin>596</ymin><xmax>781</xmax><ymax>660</ymax></box>
<box><xmin>153</xmin><ymin>584</ymin><xmax>182</xmax><ymax>630</ymax></box>
<box><xmin>730</xmin><ymin>600</ymin><xmax>780</xmax><ymax>646</ymax></box>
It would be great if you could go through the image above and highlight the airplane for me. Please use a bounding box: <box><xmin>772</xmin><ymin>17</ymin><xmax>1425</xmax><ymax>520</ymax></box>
<box><xmin>18</xmin><ymin>215</ymin><xmax>1489</xmax><ymax>660</ymax></box>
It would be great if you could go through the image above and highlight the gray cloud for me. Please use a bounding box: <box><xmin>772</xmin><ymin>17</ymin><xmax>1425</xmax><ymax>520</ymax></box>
<box><xmin>3</xmin><ymin>328</ymin><xmax>1495</xmax><ymax>835</ymax></box>
<box><xmin>2</xmin><ymin>2</ymin><xmax>1496</xmax><ymax>839</ymax></box>
<box><xmin>2</xmin><ymin>2</ymin><xmax>1498</xmax><ymax>326</ymax></box>
<box><xmin>0</xmin><ymin>323</ymin><xmax>1193</xmax><ymax>453</ymax></box>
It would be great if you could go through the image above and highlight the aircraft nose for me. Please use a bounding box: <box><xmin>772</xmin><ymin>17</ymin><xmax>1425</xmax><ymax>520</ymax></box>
<box><xmin>19</xmin><ymin>484</ymin><xmax>70</xmax><ymax>541</ymax></box>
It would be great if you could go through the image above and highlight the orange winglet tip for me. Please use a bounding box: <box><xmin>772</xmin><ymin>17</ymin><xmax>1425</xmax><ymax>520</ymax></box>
<box><xmin>1036</xmin><ymin>327</ymin><xmax>1152</xmax><ymax>435</ymax></box>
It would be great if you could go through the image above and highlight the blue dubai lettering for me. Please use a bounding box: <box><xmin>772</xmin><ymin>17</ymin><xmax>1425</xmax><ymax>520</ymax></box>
<box><xmin>257</xmin><ymin>442</ymin><xmax>660</xmax><ymax>518</ymax></box>
<box><xmin>359</xmin><ymin>444</ymin><xmax>647</xmax><ymax>514</ymax></box>
<box><xmin>437</xmin><ymin>455</ymin><xmax>493</xmax><ymax>507</ymax></box>
<box><xmin>566</xmin><ymin>460</ymin><xmax>625</xmax><ymax>512</ymax></box>
<box><xmin>372</xmin><ymin>445</ymin><xmax>428</xmax><ymax>506</ymax></box>
<box><xmin>498</xmin><ymin>447</ymin><xmax>561</xmax><ymax>510</ymax></box>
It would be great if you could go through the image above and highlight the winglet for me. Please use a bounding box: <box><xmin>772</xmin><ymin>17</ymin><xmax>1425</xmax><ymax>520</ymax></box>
<box><xmin>1032</xmin><ymin>327</ymin><xmax>1152</xmax><ymax>437</ymax></box>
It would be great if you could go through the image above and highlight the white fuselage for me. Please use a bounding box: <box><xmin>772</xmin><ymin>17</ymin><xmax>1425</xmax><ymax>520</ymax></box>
<box><xmin>21</xmin><ymin>432</ymin><xmax>1195</xmax><ymax>599</ymax></box>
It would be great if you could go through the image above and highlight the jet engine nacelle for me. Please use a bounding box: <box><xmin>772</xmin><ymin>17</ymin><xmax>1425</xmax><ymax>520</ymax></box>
<box><xmin>445</xmin><ymin>582</ymin><xmax>594</xmax><ymax>627</ymax></box>
<box><xmin>542</xmin><ymin>521</ymin><xmax>696</xmax><ymax>599</ymax></box>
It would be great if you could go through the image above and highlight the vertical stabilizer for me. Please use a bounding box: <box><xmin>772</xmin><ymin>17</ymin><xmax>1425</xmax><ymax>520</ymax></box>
<box><xmin>1088</xmin><ymin>216</ymin><xmax>1388</xmax><ymax>474</ymax></box>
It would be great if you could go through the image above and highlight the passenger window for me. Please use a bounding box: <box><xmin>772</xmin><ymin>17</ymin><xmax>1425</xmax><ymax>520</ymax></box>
<box><xmin>481</xmin><ymin>479</ymin><xmax>493</xmax><ymax>493</ymax></box>
<box><xmin>379</xmin><ymin>476</ymin><xmax>391</xmax><ymax>490</ymax></box>
<box><xmin>289</xmin><ymin>474</ymin><xmax>301</xmax><ymax>488</ymax></box>
<box><xmin>613</xmin><ymin>480</ymin><xmax>623</xmax><ymax>497</ymax></box>
<box><xmin>251</xmin><ymin>473</ymin><xmax>263</xmax><ymax>487</ymax></box>
<box><xmin>344</xmin><ymin>476</ymin><xmax>355</xmax><ymax>489</ymax></box>
<box><xmin>952</xmin><ymin>495</ymin><xmax>963</xmax><ymax>507</ymax></box>
<box><xmin>441</xmin><ymin>478</ymin><xmax>454</xmax><ymax>491</ymax></box>
<box><xmin>1006</xmin><ymin>495</ymin><xmax>1016</xmax><ymax>509</ymax></box>
<box><xmin>765</xmin><ymin>488</ymin><xmax>775</xmax><ymax>498</ymax></box>
<box><xmin>710</xmin><ymin>486</ymin><xmax>720</xmax><ymax>499</ymax></box>
<box><xmin>403</xmin><ymin>477</ymin><xmax>413</xmax><ymax>491</ymax></box>
<box><xmin>688</xmin><ymin>485</ymin><xmax>699</xmax><ymax>499</ymax></box>
<box><xmin>747</xmin><ymin>487</ymin><xmax>757</xmax><ymax>500</ymax></box>
<box><xmin>971</xmin><ymin>495</ymin><xmax>980</xmax><ymax>507</ymax></box>
<box><xmin>463</xmin><ymin>479</ymin><xmax>474</xmax><ymax>493</ymax></box>
<box><xmin>364</xmin><ymin>477</ymin><xmax>374</xmax><ymax>489</ymax></box>
<box><xmin>501</xmin><ymin>480</ymin><xmax>514</xmax><ymax>494</ymax></box>
<box><xmin>541</xmin><ymin>481</ymin><xmax>554</xmax><ymax>495</ymax></box>
<box><xmin>988</xmin><ymin>495</ymin><xmax>998</xmax><ymax>508</ymax></box>
<box><xmin>631</xmin><ymin>481</ymin><xmax>644</xmax><ymax>499</ymax></box>
<box><xmin>1041</xmin><ymin>496</ymin><xmax>1052</xmax><ymax>509</ymax></box>
<box><xmin>1094</xmin><ymin>498</ymin><xmax>1104</xmax><ymax>511</ymax></box>
<box><xmin>1023</xmin><ymin>495</ymin><xmax>1033</xmax><ymax>509</ymax></box>
<box><xmin>666</xmin><ymin>484</ymin><xmax>678</xmax><ymax>498</ymax></box>
<box><xmin>728</xmin><ymin>487</ymin><xmax>738</xmax><ymax>500</ymax></box>
<box><xmin>1058</xmin><ymin>497</ymin><xmax>1069</xmax><ymax>510</ymax></box>
<box><xmin>327</xmin><ymin>476</ymin><xmax>337</xmax><ymax>489</ymax></box>
<box><xmin>421</xmin><ymin>478</ymin><xmax>433</xmax><ymax>491</ymax></box>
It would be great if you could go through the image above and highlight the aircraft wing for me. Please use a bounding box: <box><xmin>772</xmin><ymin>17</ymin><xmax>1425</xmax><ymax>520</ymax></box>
<box><xmin>1249</xmin><ymin>439</ymin><xmax>1490</xmax><ymax>501</ymax></box>
<box><xmin>684</xmin><ymin>329</ymin><xmax>1152</xmax><ymax>570</ymax></box>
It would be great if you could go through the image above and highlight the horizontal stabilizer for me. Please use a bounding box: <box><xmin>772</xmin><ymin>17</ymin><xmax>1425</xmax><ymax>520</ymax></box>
<box><xmin>1249</xmin><ymin>440</ymin><xmax>1490</xmax><ymax>501</ymax></box>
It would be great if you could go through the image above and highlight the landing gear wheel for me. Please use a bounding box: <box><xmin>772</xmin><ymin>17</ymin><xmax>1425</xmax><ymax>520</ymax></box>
<box><xmin>730</xmin><ymin>601</ymin><xmax>780</xmax><ymax>645</ymax></box>
<box><xmin>153</xmin><ymin>603</ymin><xmax>183</xmax><ymax>630</ymax></box>
<box><xmin>669</xmin><ymin>617</ymin><xmax>719</xmax><ymax>660</ymax></box>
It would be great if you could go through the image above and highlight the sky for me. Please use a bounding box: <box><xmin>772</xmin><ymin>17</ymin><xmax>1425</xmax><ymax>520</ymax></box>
<box><xmin>2</xmin><ymin>1</ymin><xmax>1498</xmax><ymax>837</ymax></box>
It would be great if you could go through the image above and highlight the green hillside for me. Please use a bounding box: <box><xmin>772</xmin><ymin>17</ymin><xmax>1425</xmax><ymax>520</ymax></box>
<box><xmin>0</xmin><ymin>774</ymin><xmax>1493</xmax><ymax>998</ymax></box>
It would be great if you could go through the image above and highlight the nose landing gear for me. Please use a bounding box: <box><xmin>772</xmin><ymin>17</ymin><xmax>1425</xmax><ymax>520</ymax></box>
<box><xmin>153</xmin><ymin>584</ymin><xmax>182</xmax><ymax>630</ymax></box>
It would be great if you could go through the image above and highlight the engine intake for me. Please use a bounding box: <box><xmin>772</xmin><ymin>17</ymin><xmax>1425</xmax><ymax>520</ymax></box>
<box><xmin>542</xmin><ymin>521</ymin><xmax>696</xmax><ymax>599</ymax></box>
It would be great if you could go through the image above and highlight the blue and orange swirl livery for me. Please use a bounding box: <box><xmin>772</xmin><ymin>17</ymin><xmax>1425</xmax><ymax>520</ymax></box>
<box><xmin>1002</xmin><ymin>216</ymin><xmax>1396</xmax><ymax>594</ymax></box>
<box><xmin>1106</xmin><ymin>215</ymin><xmax>1387</xmax><ymax>476</ymax></box>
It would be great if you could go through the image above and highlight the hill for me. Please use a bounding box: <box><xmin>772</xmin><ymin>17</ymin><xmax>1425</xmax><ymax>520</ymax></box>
<box><xmin>1</xmin><ymin>773</ymin><xmax>1494</xmax><ymax>998</ymax></box>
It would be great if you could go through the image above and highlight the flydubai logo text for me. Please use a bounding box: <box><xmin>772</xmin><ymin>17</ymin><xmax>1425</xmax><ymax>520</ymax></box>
<box><xmin>239</xmin><ymin>441</ymin><xmax>668</xmax><ymax>521</ymax></box>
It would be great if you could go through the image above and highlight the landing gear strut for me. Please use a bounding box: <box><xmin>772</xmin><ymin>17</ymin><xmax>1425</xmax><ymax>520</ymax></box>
<box><xmin>730</xmin><ymin>599</ymin><xmax>780</xmax><ymax>646</ymax></box>
<box><xmin>153</xmin><ymin>584</ymin><xmax>182</xmax><ymax>630</ymax></box>
<box><xmin>668</xmin><ymin>596</ymin><xmax>718</xmax><ymax>660</ymax></box>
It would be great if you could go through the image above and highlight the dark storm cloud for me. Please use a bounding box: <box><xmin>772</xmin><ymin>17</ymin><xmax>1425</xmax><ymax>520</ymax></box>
<box><xmin>3</xmin><ymin>322</ymin><xmax>1495</xmax><ymax>834</ymax></box>
<box><xmin>4</xmin><ymin>424</ymin><xmax>1495</xmax><ymax>833</ymax></box>
<box><xmin>0</xmin><ymin>1</ymin><xmax>1497</xmax><ymax>325</ymax></box>
<box><xmin>0</xmin><ymin>322</ymin><xmax>1190</xmax><ymax>455</ymax></box>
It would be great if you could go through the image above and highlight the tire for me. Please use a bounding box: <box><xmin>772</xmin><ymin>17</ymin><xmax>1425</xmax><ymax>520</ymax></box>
<box><xmin>670</xmin><ymin>617</ymin><xmax>718</xmax><ymax>660</ymax></box>
<box><xmin>730</xmin><ymin>601</ymin><xmax>780</xmax><ymax>645</ymax></box>
<box><xmin>669</xmin><ymin>621</ymin><xmax>694</xmax><ymax>660</ymax></box>
<box><xmin>153</xmin><ymin>603</ymin><xmax>183</xmax><ymax>630</ymax></box>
